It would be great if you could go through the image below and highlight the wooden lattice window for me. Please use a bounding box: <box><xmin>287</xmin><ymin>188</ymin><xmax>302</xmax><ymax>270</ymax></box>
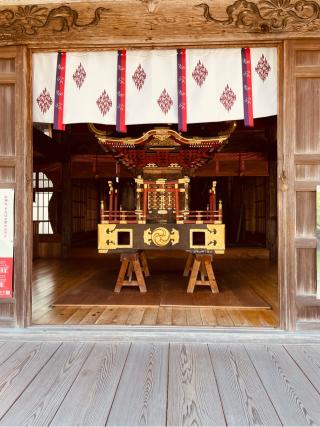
<box><xmin>32</xmin><ymin>172</ymin><xmax>53</xmax><ymax>234</ymax></box>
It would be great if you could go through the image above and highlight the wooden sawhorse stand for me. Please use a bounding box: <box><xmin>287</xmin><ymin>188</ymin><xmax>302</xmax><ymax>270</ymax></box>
<box><xmin>114</xmin><ymin>251</ymin><xmax>150</xmax><ymax>293</ymax></box>
<box><xmin>184</xmin><ymin>253</ymin><xmax>219</xmax><ymax>294</ymax></box>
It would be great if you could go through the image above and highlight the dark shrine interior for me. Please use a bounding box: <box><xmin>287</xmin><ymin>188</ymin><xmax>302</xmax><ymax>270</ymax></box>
<box><xmin>32</xmin><ymin>116</ymin><xmax>279</xmax><ymax>328</ymax></box>
<box><xmin>33</xmin><ymin>116</ymin><xmax>277</xmax><ymax>257</ymax></box>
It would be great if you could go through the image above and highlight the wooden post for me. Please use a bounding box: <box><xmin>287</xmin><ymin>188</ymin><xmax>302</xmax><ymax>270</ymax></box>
<box><xmin>209</xmin><ymin>189</ymin><xmax>213</xmax><ymax>211</ymax></box>
<box><xmin>108</xmin><ymin>181</ymin><xmax>113</xmax><ymax>221</ymax></box>
<box><xmin>135</xmin><ymin>180</ymin><xmax>143</xmax><ymax>222</ymax></box>
<box><xmin>136</xmin><ymin>188</ymin><xmax>141</xmax><ymax>211</ymax></box>
<box><xmin>210</xmin><ymin>181</ymin><xmax>217</xmax><ymax>222</ymax></box>
<box><xmin>61</xmin><ymin>135</ymin><xmax>72</xmax><ymax>259</ymax></box>
<box><xmin>0</xmin><ymin>46</ymin><xmax>33</xmax><ymax>327</ymax></box>
<box><xmin>217</xmin><ymin>200</ymin><xmax>223</xmax><ymax>224</ymax></box>
<box><xmin>266</xmin><ymin>160</ymin><xmax>277</xmax><ymax>261</ymax></box>
<box><xmin>175</xmin><ymin>183</ymin><xmax>180</xmax><ymax>222</ymax></box>
<box><xmin>212</xmin><ymin>181</ymin><xmax>217</xmax><ymax>212</ymax></box>
<box><xmin>184</xmin><ymin>178</ymin><xmax>189</xmax><ymax>212</ymax></box>
<box><xmin>209</xmin><ymin>189</ymin><xmax>213</xmax><ymax>222</ymax></box>
<box><xmin>100</xmin><ymin>200</ymin><xmax>104</xmax><ymax>222</ymax></box>
<box><xmin>114</xmin><ymin>189</ymin><xmax>118</xmax><ymax>220</ymax></box>
<box><xmin>142</xmin><ymin>185</ymin><xmax>148</xmax><ymax>221</ymax></box>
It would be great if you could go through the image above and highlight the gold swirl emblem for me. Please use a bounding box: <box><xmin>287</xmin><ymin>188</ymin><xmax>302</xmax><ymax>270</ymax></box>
<box><xmin>151</xmin><ymin>227</ymin><xmax>171</xmax><ymax>247</ymax></box>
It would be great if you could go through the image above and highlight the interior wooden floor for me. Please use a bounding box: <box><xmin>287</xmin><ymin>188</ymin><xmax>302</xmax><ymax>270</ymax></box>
<box><xmin>32</xmin><ymin>251</ymin><xmax>279</xmax><ymax>328</ymax></box>
<box><xmin>1</xmin><ymin>341</ymin><xmax>320</xmax><ymax>425</ymax></box>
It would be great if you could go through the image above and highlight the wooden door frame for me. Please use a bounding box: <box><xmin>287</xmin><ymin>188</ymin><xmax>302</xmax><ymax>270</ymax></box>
<box><xmin>0</xmin><ymin>46</ymin><xmax>32</xmax><ymax>328</ymax></box>
<box><xmin>283</xmin><ymin>40</ymin><xmax>320</xmax><ymax>331</ymax></box>
<box><xmin>22</xmin><ymin>39</ymin><xmax>287</xmax><ymax>330</ymax></box>
<box><xmin>17</xmin><ymin>46</ymin><xmax>33</xmax><ymax>328</ymax></box>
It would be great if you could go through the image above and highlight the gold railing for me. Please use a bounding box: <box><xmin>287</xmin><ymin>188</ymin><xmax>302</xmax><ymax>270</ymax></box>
<box><xmin>100</xmin><ymin>210</ymin><xmax>146</xmax><ymax>224</ymax></box>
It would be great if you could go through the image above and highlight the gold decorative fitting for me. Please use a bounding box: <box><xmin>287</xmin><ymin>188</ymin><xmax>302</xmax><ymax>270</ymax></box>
<box><xmin>178</xmin><ymin>176</ymin><xmax>190</xmax><ymax>184</ymax></box>
<box><xmin>189</xmin><ymin>224</ymin><xmax>225</xmax><ymax>252</ymax></box>
<box><xmin>98</xmin><ymin>224</ymin><xmax>117</xmax><ymax>252</ymax></box>
<box><xmin>143</xmin><ymin>227</ymin><xmax>179</xmax><ymax>247</ymax></box>
<box><xmin>143</xmin><ymin>165</ymin><xmax>182</xmax><ymax>175</ymax></box>
<box><xmin>88</xmin><ymin>125</ymin><xmax>236</xmax><ymax>147</ymax></box>
<box><xmin>98</xmin><ymin>224</ymin><xmax>133</xmax><ymax>252</ymax></box>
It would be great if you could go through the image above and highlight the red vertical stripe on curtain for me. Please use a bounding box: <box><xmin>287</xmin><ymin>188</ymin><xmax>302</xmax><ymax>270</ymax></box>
<box><xmin>116</xmin><ymin>50</ymin><xmax>127</xmax><ymax>133</ymax></box>
<box><xmin>241</xmin><ymin>48</ymin><xmax>254</xmax><ymax>128</ymax></box>
<box><xmin>53</xmin><ymin>52</ymin><xmax>66</xmax><ymax>131</ymax></box>
<box><xmin>177</xmin><ymin>49</ymin><xmax>187</xmax><ymax>132</ymax></box>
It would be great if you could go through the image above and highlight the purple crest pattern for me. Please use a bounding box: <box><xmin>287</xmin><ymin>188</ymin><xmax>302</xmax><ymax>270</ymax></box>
<box><xmin>97</xmin><ymin>90</ymin><xmax>112</xmax><ymax>116</ymax></box>
<box><xmin>36</xmin><ymin>88</ymin><xmax>53</xmax><ymax>114</ymax></box>
<box><xmin>157</xmin><ymin>89</ymin><xmax>173</xmax><ymax>114</ymax></box>
<box><xmin>73</xmin><ymin>63</ymin><xmax>87</xmax><ymax>89</ymax></box>
<box><xmin>220</xmin><ymin>85</ymin><xmax>236</xmax><ymax>111</ymax></box>
<box><xmin>132</xmin><ymin>64</ymin><xmax>146</xmax><ymax>91</ymax></box>
<box><xmin>255</xmin><ymin>54</ymin><xmax>271</xmax><ymax>81</ymax></box>
<box><xmin>192</xmin><ymin>60</ymin><xmax>208</xmax><ymax>87</ymax></box>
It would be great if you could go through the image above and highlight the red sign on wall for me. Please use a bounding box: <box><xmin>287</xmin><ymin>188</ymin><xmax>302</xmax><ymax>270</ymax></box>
<box><xmin>0</xmin><ymin>189</ymin><xmax>14</xmax><ymax>299</ymax></box>
<box><xmin>0</xmin><ymin>258</ymin><xmax>13</xmax><ymax>298</ymax></box>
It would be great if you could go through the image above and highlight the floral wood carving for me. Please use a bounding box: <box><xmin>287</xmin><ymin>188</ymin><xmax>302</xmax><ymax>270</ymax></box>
<box><xmin>0</xmin><ymin>5</ymin><xmax>110</xmax><ymax>39</ymax></box>
<box><xmin>139</xmin><ymin>0</ymin><xmax>162</xmax><ymax>13</ymax></box>
<box><xmin>195</xmin><ymin>0</ymin><xmax>320</xmax><ymax>32</ymax></box>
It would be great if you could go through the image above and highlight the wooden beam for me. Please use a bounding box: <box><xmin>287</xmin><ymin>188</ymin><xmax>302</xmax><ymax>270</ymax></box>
<box><xmin>295</xmin><ymin>66</ymin><xmax>320</xmax><ymax>77</ymax></box>
<box><xmin>0</xmin><ymin>73</ymin><xmax>15</xmax><ymax>84</ymax></box>
<box><xmin>0</xmin><ymin>47</ymin><xmax>16</xmax><ymax>58</ymax></box>
<box><xmin>296</xmin><ymin>295</ymin><xmax>320</xmax><ymax>307</ymax></box>
<box><xmin>198</xmin><ymin>152</ymin><xmax>269</xmax><ymax>177</ymax></box>
<box><xmin>295</xmin><ymin>154</ymin><xmax>320</xmax><ymax>164</ymax></box>
<box><xmin>0</xmin><ymin>2</ymin><xmax>319</xmax><ymax>48</ymax></box>
<box><xmin>295</xmin><ymin>181</ymin><xmax>320</xmax><ymax>191</ymax></box>
<box><xmin>0</xmin><ymin>156</ymin><xmax>16</xmax><ymax>166</ymax></box>
<box><xmin>295</xmin><ymin>237</ymin><xmax>317</xmax><ymax>249</ymax></box>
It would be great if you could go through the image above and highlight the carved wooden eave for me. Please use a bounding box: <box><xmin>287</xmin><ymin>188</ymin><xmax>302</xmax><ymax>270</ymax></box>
<box><xmin>1</xmin><ymin>0</ymin><xmax>320</xmax><ymax>47</ymax></box>
<box><xmin>88</xmin><ymin>123</ymin><xmax>237</xmax><ymax>148</ymax></box>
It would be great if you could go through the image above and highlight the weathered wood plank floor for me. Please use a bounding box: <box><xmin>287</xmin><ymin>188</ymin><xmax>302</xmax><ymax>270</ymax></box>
<box><xmin>32</xmin><ymin>256</ymin><xmax>278</xmax><ymax>328</ymax></box>
<box><xmin>0</xmin><ymin>342</ymin><xmax>320</xmax><ymax>426</ymax></box>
